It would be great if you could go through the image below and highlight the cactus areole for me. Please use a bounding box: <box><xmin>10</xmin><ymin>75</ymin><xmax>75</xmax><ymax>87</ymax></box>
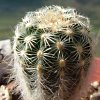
<box><xmin>13</xmin><ymin>6</ymin><xmax>93</xmax><ymax>100</ymax></box>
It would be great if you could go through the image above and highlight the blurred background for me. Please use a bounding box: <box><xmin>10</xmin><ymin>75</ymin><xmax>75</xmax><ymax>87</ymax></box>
<box><xmin>0</xmin><ymin>0</ymin><xmax>100</xmax><ymax>57</ymax></box>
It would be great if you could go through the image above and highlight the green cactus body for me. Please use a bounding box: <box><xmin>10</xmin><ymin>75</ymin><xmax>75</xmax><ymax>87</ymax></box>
<box><xmin>13</xmin><ymin>6</ymin><xmax>92</xmax><ymax>100</ymax></box>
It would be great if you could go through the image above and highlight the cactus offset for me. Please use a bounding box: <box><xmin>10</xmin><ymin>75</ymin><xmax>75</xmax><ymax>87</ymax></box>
<box><xmin>13</xmin><ymin>6</ymin><xmax>93</xmax><ymax>100</ymax></box>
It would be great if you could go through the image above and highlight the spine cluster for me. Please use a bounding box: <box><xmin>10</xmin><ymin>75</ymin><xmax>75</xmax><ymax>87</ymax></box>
<box><xmin>13</xmin><ymin>5</ymin><xmax>93</xmax><ymax>100</ymax></box>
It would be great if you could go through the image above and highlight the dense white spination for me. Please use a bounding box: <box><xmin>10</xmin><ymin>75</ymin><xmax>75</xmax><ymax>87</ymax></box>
<box><xmin>17</xmin><ymin>5</ymin><xmax>90</xmax><ymax>34</ymax></box>
<box><xmin>13</xmin><ymin>5</ymin><xmax>91</xmax><ymax>100</ymax></box>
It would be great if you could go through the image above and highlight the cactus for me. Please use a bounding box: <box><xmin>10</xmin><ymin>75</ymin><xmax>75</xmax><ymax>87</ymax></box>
<box><xmin>13</xmin><ymin>6</ymin><xmax>93</xmax><ymax>100</ymax></box>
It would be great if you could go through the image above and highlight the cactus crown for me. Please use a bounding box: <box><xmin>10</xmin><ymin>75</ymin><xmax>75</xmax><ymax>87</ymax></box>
<box><xmin>13</xmin><ymin>5</ymin><xmax>92</xmax><ymax>100</ymax></box>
